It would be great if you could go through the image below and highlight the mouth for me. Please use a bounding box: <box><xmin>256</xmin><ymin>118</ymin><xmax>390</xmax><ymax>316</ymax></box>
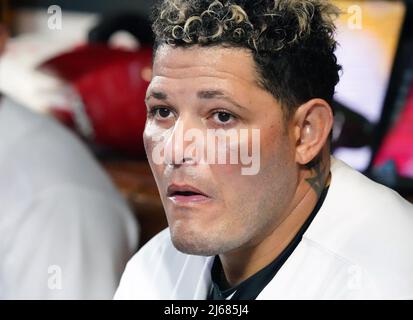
<box><xmin>167</xmin><ymin>184</ymin><xmax>211</xmax><ymax>204</ymax></box>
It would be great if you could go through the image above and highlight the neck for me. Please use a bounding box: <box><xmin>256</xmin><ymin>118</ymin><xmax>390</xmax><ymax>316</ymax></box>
<box><xmin>219</xmin><ymin>152</ymin><xmax>331</xmax><ymax>287</ymax></box>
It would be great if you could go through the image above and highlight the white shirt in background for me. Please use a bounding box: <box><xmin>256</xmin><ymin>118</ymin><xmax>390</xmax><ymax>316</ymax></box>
<box><xmin>0</xmin><ymin>97</ymin><xmax>139</xmax><ymax>299</ymax></box>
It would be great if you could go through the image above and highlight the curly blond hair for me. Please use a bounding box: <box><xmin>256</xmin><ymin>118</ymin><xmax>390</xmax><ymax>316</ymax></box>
<box><xmin>151</xmin><ymin>0</ymin><xmax>342</xmax><ymax>116</ymax></box>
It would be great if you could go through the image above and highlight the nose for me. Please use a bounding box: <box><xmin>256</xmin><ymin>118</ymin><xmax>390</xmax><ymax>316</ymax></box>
<box><xmin>164</xmin><ymin>116</ymin><xmax>201</xmax><ymax>167</ymax></box>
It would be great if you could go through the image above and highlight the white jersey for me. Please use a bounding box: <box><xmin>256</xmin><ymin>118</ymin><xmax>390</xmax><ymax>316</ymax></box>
<box><xmin>0</xmin><ymin>98</ymin><xmax>139</xmax><ymax>299</ymax></box>
<box><xmin>115</xmin><ymin>158</ymin><xmax>413</xmax><ymax>300</ymax></box>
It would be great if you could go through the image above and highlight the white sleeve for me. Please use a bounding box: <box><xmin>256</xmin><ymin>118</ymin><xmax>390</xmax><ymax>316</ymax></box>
<box><xmin>1</xmin><ymin>185</ymin><xmax>139</xmax><ymax>300</ymax></box>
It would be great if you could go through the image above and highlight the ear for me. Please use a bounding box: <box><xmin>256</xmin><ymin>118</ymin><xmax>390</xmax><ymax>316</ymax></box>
<box><xmin>292</xmin><ymin>99</ymin><xmax>333</xmax><ymax>166</ymax></box>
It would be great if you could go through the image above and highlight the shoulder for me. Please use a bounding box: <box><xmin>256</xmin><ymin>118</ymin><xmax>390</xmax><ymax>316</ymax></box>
<box><xmin>115</xmin><ymin>229</ymin><xmax>211</xmax><ymax>299</ymax></box>
<box><xmin>326</xmin><ymin>158</ymin><xmax>413</xmax><ymax>233</ymax></box>
<box><xmin>305</xmin><ymin>158</ymin><xmax>413</xmax><ymax>298</ymax></box>
<box><xmin>0</xmin><ymin>98</ymin><xmax>120</xmax><ymax>197</ymax></box>
<box><xmin>130</xmin><ymin>228</ymin><xmax>173</xmax><ymax>263</ymax></box>
<box><xmin>115</xmin><ymin>229</ymin><xmax>177</xmax><ymax>299</ymax></box>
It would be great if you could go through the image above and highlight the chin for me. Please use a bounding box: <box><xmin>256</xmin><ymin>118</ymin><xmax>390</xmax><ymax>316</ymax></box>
<box><xmin>171</xmin><ymin>237</ymin><xmax>218</xmax><ymax>256</ymax></box>
<box><xmin>169</xmin><ymin>221</ymin><xmax>246</xmax><ymax>256</ymax></box>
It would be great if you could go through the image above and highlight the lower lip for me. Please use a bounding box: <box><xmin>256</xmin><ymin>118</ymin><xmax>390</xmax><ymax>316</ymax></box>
<box><xmin>168</xmin><ymin>194</ymin><xmax>211</xmax><ymax>204</ymax></box>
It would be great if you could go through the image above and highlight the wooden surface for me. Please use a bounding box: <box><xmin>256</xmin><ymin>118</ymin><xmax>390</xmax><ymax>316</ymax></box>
<box><xmin>1</xmin><ymin>0</ymin><xmax>13</xmax><ymax>29</ymax></box>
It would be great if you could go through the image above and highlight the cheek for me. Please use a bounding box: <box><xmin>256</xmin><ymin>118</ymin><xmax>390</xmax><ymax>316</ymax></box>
<box><xmin>143</xmin><ymin>121</ymin><xmax>160</xmax><ymax>155</ymax></box>
<box><xmin>258</xmin><ymin>128</ymin><xmax>297</xmax><ymax>203</ymax></box>
<box><xmin>143</xmin><ymin>133</ymin><xmax>152</xmax><ymax>158</ymax></box>
<box><xmin>143</xmin><ymin>124</ymin><xmax>168</xmax><ymax>183</ymax></box>
<box><xmin>143</xmin><ymin>122</ymin><xmax>173</xmax><ymax>164</ymax></box>
<box><xmin>143</xmin><ymin>121</ymin><xmax>153</xmax><ymax>150</ymax></box>
<box><xmin>213</xmin><ymin>125</ymin><xmax>293</xmax><ymax>201</ymax></box>
<box><xmin>208</xmin><ymin>133</ymin><xmax>261</xmax><ymax>205</ymax></box>
<box><xmin>260</xmin><ymin>120</ymin><xmax>294</xmax><ymax>163</ymax></box>
<box><xmin>209</xmin><ymin>130</ymin><xmax>253</xmax><ymax>174</ymax></box>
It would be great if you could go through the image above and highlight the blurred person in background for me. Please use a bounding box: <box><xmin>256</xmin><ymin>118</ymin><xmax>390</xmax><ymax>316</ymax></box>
<box><xmin>0</xmin><ymin>24</ymin><xmax>139</xmax><ymax>299</ymax></box>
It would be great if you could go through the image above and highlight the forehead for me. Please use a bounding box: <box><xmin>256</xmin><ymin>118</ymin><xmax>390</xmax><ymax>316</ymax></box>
<box><xmin>148</xmin><ymin>45</ymin><xmax>283</xmax><ymax>120</ymax></box>
<box><xmin>152</xmin><ymin>45</ymin><xmax>260</xmax><ymax>87</ymax></box>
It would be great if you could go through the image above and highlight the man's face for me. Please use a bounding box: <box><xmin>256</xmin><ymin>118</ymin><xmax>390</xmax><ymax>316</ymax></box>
<box><xmin>144</xmin><ymin>45</ymin><xmax>298</xmax><ymax>256</ymax></box>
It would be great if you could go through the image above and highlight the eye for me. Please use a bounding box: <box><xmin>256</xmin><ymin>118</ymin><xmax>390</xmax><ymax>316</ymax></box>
<box><xmin>149</xmin><ymin>107</ymin><xmax>175</xmax><ymax>120</ymax></box>
<box><xmin>212</xmin><ymin>111</ymin><xmax>236</xmax><ymax>125</ymax></box>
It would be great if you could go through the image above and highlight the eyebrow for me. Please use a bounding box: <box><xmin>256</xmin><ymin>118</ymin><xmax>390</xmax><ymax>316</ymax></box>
<box><xmin>146</xmin><ymin>89</ymin><xmax>247</xmax><ymax>111</ymax></box>
<box><xmin>145</xmin><ymin>91</ymin><xmax>168</xmax><ymax>102</ymax></box>
<box><xmin>197</xmin><ymin>90</ymin><xmax>247</xmax><ymax>111</ymax></box>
